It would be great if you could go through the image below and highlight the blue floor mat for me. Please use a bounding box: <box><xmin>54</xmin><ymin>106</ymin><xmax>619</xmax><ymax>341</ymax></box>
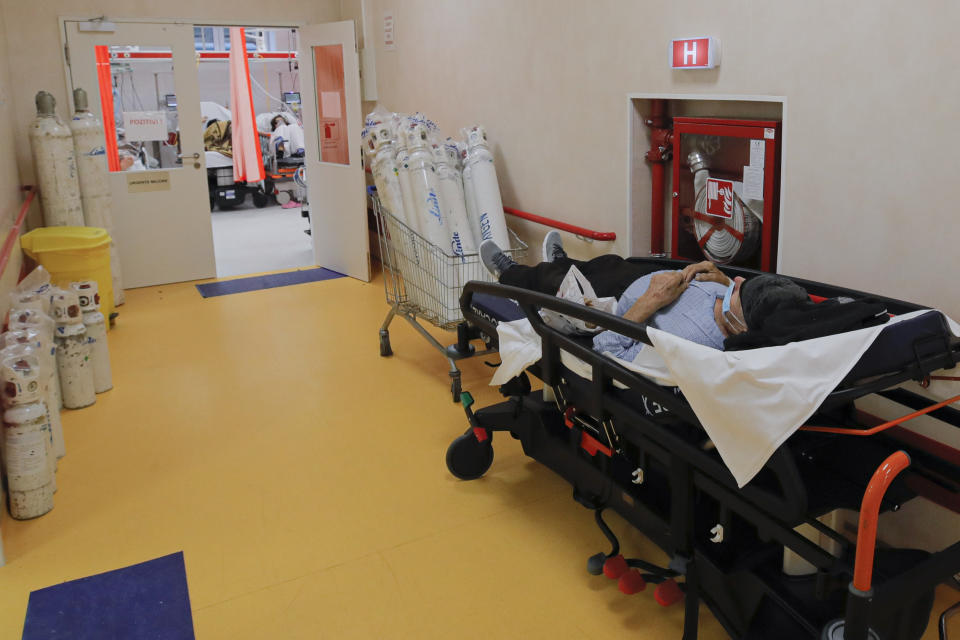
<box><xmin>195</xmin><ymin>267</ymin><xmax>344</xmax><ymax>298</ymax></box>
<box><xmin>23</xmin><ymin>552</ymin><xmax>195</xmax><ymax>640</ymax></box>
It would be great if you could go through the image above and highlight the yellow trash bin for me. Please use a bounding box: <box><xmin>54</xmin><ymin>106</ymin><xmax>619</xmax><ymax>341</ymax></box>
<box><xmin>20</xmin><ymin>226</ymin><xmax>115</xmax><ymax>321</ymax></box>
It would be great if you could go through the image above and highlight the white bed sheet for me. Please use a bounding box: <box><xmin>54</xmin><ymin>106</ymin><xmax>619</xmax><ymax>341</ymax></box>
<box><xmin>492</xmin><ymin>311</ymin><xmax>960</xmax><ymax>487</ymax></box>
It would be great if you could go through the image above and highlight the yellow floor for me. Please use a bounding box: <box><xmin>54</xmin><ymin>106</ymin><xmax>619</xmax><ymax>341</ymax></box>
<box><xmin>0</xmin><ymin>271</ymin><xmax>955</xmax><ymax>638</ymax></box>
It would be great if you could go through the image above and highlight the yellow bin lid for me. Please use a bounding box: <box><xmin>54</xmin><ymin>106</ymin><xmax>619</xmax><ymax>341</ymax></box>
<box><xmin>21</xmin><ymin>226</ymin><xmax>112</xmax><ymax>258</ymax></box>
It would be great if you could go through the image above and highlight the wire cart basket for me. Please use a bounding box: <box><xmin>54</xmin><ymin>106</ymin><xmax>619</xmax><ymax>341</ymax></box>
<box><xmin>371</xmin><ymin>189</ymin><xmax>528</xmax><ymax>401</ymax></box>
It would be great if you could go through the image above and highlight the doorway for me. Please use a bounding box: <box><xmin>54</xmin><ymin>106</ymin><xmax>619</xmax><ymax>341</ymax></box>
<box><xmin>61</xmin><ymin>18</ymin><xmax>370</xmax><ymax>288</ymax></box>
<box><xmin>194</xmin><ymin>25</ymin><xmax>313</xmax><ymax>278</ymax></box>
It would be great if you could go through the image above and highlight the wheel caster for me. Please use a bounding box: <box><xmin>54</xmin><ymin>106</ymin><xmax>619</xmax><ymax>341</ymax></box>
<box><xmin>379</xmin><ymin>329</ymin><xmax>392</xmax><ymax>357</ymax></box>
<box><xmin>445</xmin><ymin>430</ymin><xmax>494</xmax><ymax>480</ymax></box>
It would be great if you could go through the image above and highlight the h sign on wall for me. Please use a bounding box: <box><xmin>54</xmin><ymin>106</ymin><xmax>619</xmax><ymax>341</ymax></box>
<box><xmin>671</xmin><ymin>37</ymin><xmax>720</xmax><ymax>69</ymax></box>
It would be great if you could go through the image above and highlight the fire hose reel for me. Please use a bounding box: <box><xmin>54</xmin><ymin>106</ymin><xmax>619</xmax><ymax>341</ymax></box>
<box><xmin>670</xmin><ymin>117</ymin><xmax>782</xmax><ymax>272</ymax></box>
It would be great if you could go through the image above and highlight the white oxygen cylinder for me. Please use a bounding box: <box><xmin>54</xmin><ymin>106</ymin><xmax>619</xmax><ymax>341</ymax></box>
<box><xmin>0</xmin><ymin>332</ymin><xmax>64</xmax><ymax>459</ymax></box>
<box><xmin>370</xmin><ymin>127</ymin><xmax>408</xmax><ymax>225</ymax></box>
<box><xmin>459</xmin><ymin>143</ymin><xmax>482</xmax><ymax>247</ymax></box>
<box><xmin>403</xmin><ymin>123</ymin><xmax>451</xmax><ymax>251</ymax></box>
<box><xmin>70</xmin><ymin>88</ymin><xmax>125</xmax><ymax>306</ymax></box>
<box><xmin>51</xmin><ymin>291</ymin><xmax>95</xmax><ymax>409</ymax></box>
<box><xmin>462</xmin><ymin>126</ymin><xmax>510</xmax><ymax>249</ymax></box>
<box><xmin>71</xmin><ymin>281</ymin><xmax>112</xmax><ymax>393</ymax></box>
<box><xmin>28</xmin><ymin>91</ymin><xmax>84</xmax><ymax>227</ymax></box>
<box><xmin>431</xmin><ymin>141</ymin><xmax>476</xmax><ymax>255</ymax></box>
<box><xmin>2</xmin><ymin>356</ymin><xmax>54</xmax><ymax>519</ymax></box>
<box><xmin>8</xmin><ymin>308</ymin><xmax>62</xmax><ymax>412</ymax></box>
<box><xmin>393</xmin><ymin>135</ymin><xmax>420</xmax><ymax>236</ymax></box>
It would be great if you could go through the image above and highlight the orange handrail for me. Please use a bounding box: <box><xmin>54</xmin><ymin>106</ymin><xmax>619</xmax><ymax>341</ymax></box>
<box><xmin>0</xmin><ymin>186</ymin><xmax>36</xmax><ymax>278</ymax></box>
<box><xmin>800</xmin><ymin>393</ymin><xmax>960</xmax><ymax>436</ymax></box>
<box><xmin>852</xmin><ymin>451</ymin><xmax>911</xmax><ymax>591</ymax></box>
<box><xmin>502</xmin><ymin>206</ymin><xmax>617</xmax><ymax>241</ymax></box>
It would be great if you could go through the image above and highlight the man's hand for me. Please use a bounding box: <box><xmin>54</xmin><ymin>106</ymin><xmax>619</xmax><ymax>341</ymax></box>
<box><xmin>646</xmin><ymin>271</ymin><xmax>688</xmax><ymax>308</ymax></box>
<box><xmin>682</xmin><ymin>260</ymin><xmax>731</xmax><ymax>286</ymax></box>
<box><xmin>622</xmin><ymin>271</ymin><xmax>687</xmax><ymax>324</ymax></box>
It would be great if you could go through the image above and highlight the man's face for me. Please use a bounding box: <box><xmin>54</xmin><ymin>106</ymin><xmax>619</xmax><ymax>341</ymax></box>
<box><xmin>714</xmin><ymin>276</ymin><xmax>748</xmax><ymax>337</ymax></box>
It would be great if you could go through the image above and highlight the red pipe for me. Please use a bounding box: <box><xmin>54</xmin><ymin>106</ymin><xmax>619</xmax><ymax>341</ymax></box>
<box><xmin>645</xmin><ymin>99</ymin><xmax>672</xmax><ymax>255</ymax></box>
<box><xmin>852</xmin><ymin>451</ymin><xmax>911</xmax><ymax>592</ymax></box>
<box><xmin>0</xmin><ymin>186</ymin><xmax>36</xmax><ymax>278</ymax></box>
<box><xmin>502</xmin><ymin>206</ymin><xmax>616</xmax><ymax>242</ymax></box>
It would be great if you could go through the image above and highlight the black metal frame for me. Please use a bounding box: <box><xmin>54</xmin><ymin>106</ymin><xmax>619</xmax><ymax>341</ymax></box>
<box><xmin>451</xmin><ymin>259</ymin><xmax>960</xmax><ymax>640</ymax></box>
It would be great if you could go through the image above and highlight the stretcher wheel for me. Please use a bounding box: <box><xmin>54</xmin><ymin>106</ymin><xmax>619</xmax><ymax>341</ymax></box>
<box><xmin>446</xmin><ymin>432</ymin><xmax>494</xmax><ymax>480</ymax></box>
<box><xmin>379</xmin><ymin>330</ymin><xmax>392</xmax><ymax>357</ymax></box>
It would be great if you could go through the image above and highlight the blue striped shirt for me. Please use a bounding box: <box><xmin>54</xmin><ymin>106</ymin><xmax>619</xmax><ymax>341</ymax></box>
<box><xmin>592</xmin><ymin>270</ymin><xmax>727</xmax><ymax>361</ymax></box>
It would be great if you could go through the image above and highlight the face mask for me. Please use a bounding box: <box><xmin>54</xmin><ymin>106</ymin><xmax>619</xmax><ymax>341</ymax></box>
<box><xmin>721</xmin><ymin>281</ymin><xmax>748</xmax><ymax>332</ymax></box>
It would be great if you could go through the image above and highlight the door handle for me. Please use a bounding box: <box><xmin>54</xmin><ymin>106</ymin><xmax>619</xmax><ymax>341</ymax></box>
<box><xmin>178</xmin><ymin>152</ymin><xmax>201</xmax><ymax>160</ymax></box>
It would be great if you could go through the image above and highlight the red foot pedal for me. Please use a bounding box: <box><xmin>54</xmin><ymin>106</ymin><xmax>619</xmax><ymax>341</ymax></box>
<box><xmin>603</xmin><ymin>555</ymin><xmax>628</xmax><ymax>579</ymax></box>
<box><xmin>472</xmin><ymin>427</ymin><xmax>488</xmax><ymax>442</ymax></box>
<box><xmin>654</xmin><ymin>579</ymin><xmax>684</xmax><ymax>606</ymax></box>
<box><xmin>618</xmin><ymin>570</ymin><xmax>647</xmax><ymax>594</ymax></box>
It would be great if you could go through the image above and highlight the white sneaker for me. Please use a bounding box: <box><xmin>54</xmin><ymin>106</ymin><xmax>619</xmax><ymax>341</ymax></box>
<box><xmin>542</xmin><ymin>230</ymin><xmax>567</xmax><ymax>262</ymax></box>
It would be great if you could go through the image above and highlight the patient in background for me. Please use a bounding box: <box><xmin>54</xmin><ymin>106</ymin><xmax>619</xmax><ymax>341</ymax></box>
<box><xmin>479</xmin><ymin>233</ymin><xmax>810</xmax><ymax>359</ymax></box>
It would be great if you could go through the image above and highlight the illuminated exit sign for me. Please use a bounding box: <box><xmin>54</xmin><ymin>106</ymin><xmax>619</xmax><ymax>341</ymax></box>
<box><xmin>670</xmin><ymin>37</ymin><xmax>720</xmax><ymax>69</ymax></box>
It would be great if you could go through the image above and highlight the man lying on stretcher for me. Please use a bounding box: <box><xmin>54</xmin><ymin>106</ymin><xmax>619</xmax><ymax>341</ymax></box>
<box><xmin>479</xmin><ymin>232</ymin><xmax>888</xmax><ymax>356</ymax></box>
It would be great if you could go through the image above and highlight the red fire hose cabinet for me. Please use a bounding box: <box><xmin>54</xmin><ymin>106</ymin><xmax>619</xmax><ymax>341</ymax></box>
<box><xmin>671</xmin><ymin>117</ymin><xmax>782</xmax><ymax>272</ymax></box>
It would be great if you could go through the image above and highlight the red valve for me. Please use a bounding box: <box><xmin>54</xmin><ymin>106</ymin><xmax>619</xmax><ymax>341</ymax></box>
<box><xmin>654</xmin><ymin>579</ymin><xmax>684</xmax><ymax>607</ymax></box>
<box><xmin>603</xmin><ymin>554</ymin><xmax>628</xmax><ymax>580</ymax></box>
<box><xmin>618</xmin><ymin>570</ymin><xmax>647</xmax><ymax>595</ymax></box>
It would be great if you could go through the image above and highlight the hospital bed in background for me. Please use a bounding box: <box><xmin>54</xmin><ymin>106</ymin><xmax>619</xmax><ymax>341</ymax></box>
<box><xmin>202</xmin><ymin>103</ymin><xmax>306</xmax><ymax>210</ymax></box>
<box><xmin>447</xmin><ymin>258</ymin><xmax>960</xmax><ymax>640</ymax></box>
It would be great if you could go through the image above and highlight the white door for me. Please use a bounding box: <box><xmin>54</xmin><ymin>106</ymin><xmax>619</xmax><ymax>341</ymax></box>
<box><xmin>298</xmin><ymin>21</ymin><xmax>370</xmax><ymax>281</ymax></box>
<box><xmin>64</xmin><ymin>20</ymin><xmax>215</xmax><ymax>288</ymax></box>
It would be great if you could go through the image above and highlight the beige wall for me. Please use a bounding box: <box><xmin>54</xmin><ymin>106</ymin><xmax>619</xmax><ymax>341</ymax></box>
<box><xmin>0</xmin><ymin>0</ymin><xmax>340</xmax><ymax>197</ymax></box>
<box><xmin>364</xmin><ymin>0</ymin><xmax>960</xmax><ymax>319</ymax></box>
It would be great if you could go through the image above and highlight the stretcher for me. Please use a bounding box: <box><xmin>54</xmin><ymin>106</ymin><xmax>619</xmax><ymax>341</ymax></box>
<box><xmin>447</xmin><ymin>256</ymin><xmax>960</xmax><ymax>640</ymax></box>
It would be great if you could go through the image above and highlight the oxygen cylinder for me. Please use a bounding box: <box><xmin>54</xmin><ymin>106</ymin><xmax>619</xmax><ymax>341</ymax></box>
<box><xmin>0</xmin><ymin>331</ymin><xmax>64</xmax><ymax>459</ymax></box>
<box><xmin>462</xmin><ymin>125</ymin><xmax>510</xmax><ymax>249</ymax></box>
<box><xmin>403</xmin><ymin>123</ymin><xmax>451</xmax><ymax>251</ymax></box>
<box><xmin>2</xmin><ymin>356</ymin><xmax>54</xmax><ymax>519</ymax></box>
<box><xmin>51</xmin><ymin>291</ymin><xmax>95</xmax><ymax>409</ymax></box>
<box><xmin>393</xmin><ymin>134</ymin><xmax>420</xmax><ymax>235</ymax></box>
<box><xmin>71</xmin><ymin>281</ymin><xmax>112</xmax><ymax>393</ymax></box>
<box><xmin>28</xmin><ymin>91</ymin><xmax>84</xmax><ymax>227</ymax></box>
<box><xmin>370</xmin><ymin>126</ymin><xmax>408</xmax><ymax>225</ymax></box>
<box><xmin>459</xmin><ymin>143</ymin><xmax>482</xmax><ymax>247</ymax></box>
<box><xmin>431</xmin><ymin>141</ymin><xmax>476</xmax><ymax>255</ymax></box>
<box><xmin>8</xmin><ymin>309</ymin><xmax>61</xmax><ymax>411</ymax></box>
<box><xmin>70</xmin><ymin>88</ymin><xmax>125</xmax><ymax>306</ymax></box>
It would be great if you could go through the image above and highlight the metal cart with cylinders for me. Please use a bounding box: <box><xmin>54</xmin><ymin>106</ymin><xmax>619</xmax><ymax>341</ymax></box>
<box><xmin>371</xmin><ymin>187</ymin><xmax>527</xmax><ymax>401</ymax></box>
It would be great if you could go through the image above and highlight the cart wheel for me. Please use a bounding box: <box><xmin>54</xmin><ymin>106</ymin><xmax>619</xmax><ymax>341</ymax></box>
<box><xmin>379</xmin><ymin>329</ymin><xmax>392</xmax><ymax>357</ymax></box>
<box><xmin>450</xmin><ymin>373</ymin><xmax>462</xmax><ymax>403</ymax></box>
<box><xmin>252</xmin><ymin>189</ymin><xmax>270</xmax><ymax>208</ymax></box>
<box><xmin>446</xmin><ymin>431</ymin><xmax>494</xmax><ymax>480</ymax></box>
